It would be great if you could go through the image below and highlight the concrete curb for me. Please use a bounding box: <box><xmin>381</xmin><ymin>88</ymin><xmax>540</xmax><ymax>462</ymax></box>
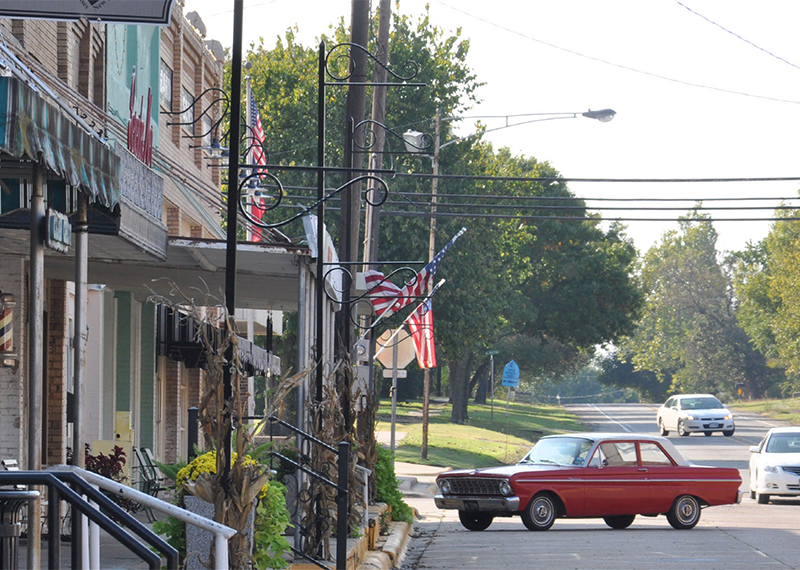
<box><xmin>356</xmin><ymin>519</ymin><xmax>412</xmax><ymax>570</ymax></box>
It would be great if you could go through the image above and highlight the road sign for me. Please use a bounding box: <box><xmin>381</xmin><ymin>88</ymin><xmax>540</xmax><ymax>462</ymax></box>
<box><xmin>502</xmin><ymin>360</ymin><xmax>520</xmax><ymax>388</ymax></box>
<box><xmin>375</xmin><ymin>328</ymin><xmax>415</xmax><ymax>369</ymax></box>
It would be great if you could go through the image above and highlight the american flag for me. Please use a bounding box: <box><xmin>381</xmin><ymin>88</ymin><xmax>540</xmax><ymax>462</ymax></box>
<box><xmin>364</xmin><ymin>227</ymin><xmax>466</xmax><ymax>316</ymax></box>
<box><xmin>363</xmin><ymin>270</ymin><xmax>403</xmax><ymax>316</ymax></box>
<box><xmin>408</xmin><ymin>298</ymin><xmax>436</xmax><ymax>368</ymax></box>
<box><xmin>249</xmin><ymin>97</ymin><xmax>267</xmax><ymax>175</ymax></box>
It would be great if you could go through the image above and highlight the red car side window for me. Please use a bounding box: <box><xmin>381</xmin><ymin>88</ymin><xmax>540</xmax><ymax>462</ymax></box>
<box><xmin>639</xmin><ymin>442</ymin><xmax>674</xmax><ymax>466</ymax></box>
<box><xmin>599</xmin><ymin>442</ymin><xmax>637</xmax><ymax>467</ymax></box>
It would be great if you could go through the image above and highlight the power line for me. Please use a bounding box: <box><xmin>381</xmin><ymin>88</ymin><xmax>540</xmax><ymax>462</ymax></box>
<box><xmin>674</xmin><ymin>1</ymin><xmax>800</xmax><ymax>72</ymax></box>
<box><xmin>268</xmin><ymin>202</ymin><xmax>800</xmax><ymax>223</ymax></box>
<box><xmin>378</xmin><ymin>201</ymin><xmax>798</xmax><ymax>212</ymax></box>
<box><xmin>433</xmin><ymin>0</ymin><xmax>800</xmax><ymax>106</ymax></box>
<box><xmin>254</xmin><ymin>183</ymin><xmax>800</xmax><ymax>204</ymax></box>
<box><xmin>395</xmin><ymin>191</ymin><xmax>800</xmax><ymax>203</ymax></box>
<box><xmin>375</xmin><ymin>210</ymin><xmax>800</xmax><ymax>223</ymax></box>
<box><xmin>395</xmin><ymin>172</ymin><xmax>800</xmax><ymax>183</ymax></box>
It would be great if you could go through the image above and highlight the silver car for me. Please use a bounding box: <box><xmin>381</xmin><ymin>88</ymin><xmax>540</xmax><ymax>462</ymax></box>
<box><xmin>656</xmin><ymin>394</ymin><xmax>735</xmax><ymax>437</ymax></box>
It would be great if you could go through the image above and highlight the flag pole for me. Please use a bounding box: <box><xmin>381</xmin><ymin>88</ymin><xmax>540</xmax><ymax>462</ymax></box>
<box><xmin>244</xmin><ymin>75</ymin><xmax>253</xmax><ymax>241</ymax></box>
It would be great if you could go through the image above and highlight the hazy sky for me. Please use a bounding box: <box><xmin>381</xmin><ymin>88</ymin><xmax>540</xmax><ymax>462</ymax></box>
<box><xmin>182</xmin><ymin>0</ymin><xmax>800</xmax><ymax>254</ymax></box>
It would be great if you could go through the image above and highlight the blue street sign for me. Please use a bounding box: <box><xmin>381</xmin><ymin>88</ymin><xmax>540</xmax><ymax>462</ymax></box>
<box><xmin>502</xmin><ymin>360</ymin><xmax>519</xmax><ymax>388</ymax></box>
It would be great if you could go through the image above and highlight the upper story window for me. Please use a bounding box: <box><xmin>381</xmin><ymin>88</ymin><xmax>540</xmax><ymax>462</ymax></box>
<box><xmin>201</xmin><ymin>114</ymin><xmax>213</xmax><ymax>148</ymax></box>
<box><xmin>159</xmin><ymin>60</ymin><xmax>173</xmax><ymax>110</ymax></box>
<box><xmin>181</xmin><ymin>87</ymin><xmax>195</xmax><ymax>135</ymax></box>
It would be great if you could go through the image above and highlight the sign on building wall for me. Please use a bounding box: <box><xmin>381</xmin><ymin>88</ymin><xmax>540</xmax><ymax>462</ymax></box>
<box><xmin>0</xmin><ymin>1</ymin><xmax>176</xmax><ymax>25</ymax></box>
<box><xmin>107</xmin><ymin>25</ymin><xmax>161</xmax><ymax>149</ymax></box>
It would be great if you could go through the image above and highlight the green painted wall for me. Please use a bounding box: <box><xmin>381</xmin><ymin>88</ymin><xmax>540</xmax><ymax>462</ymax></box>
<box><xmin>115</xmin><ymin>291</ymin><xmax>132</xmax><ymax>411</ymax></box>
<box><xmin>138</xmin><ymin>302</ymin><xmax>157</xmax><ymax>449</ymax></box>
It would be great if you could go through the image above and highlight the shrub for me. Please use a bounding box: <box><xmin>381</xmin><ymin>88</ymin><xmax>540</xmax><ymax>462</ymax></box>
<box><xmin>374</xmin><ymin>447</ymin><xmax>413</xmax><ymax>524</ymax></box>
<box><xmin>253</xmin><ymin>481</ymin><xmax>292</xmax><ymax>570</ymax></box>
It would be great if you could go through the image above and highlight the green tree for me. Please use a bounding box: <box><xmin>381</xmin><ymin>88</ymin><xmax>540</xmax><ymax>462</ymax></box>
<box><xmin>595</xmin><ymin>349</ymin><xmax>670</xmax><ymax>403</ymax></box>
<box><xmin>732</xmin><ymin>211</ymin><xmax>800</xmax><ymax>395</ymax></box>
<box><xmin>236</xmin><ymin>6</ymin><xmax>642</xmax><ymax>425</ymax></box>
<box><xmin>626</xmin><ymin>211</ymin><xmax>772</xmax><ymax>399</ymax></box>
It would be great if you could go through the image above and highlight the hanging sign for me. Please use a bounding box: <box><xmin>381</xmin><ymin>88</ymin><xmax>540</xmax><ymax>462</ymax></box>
<box><xmin>45</xmin><ymin>209</ymin><xmax>72</xmax><ymax>254</ymax></box>
<box><xmin>0</xmin><ymin>1</ymin><xmax>177</xmax><ymax>25</ymax></box>
<box><xmin>502</xmin><ymin>360</ymin><xmax>520</xmax><ymax>388</ymax></box>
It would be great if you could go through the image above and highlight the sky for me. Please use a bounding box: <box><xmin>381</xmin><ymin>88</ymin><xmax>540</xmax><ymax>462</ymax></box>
<box><xmin>181</xmin><ymin>0</ymin><xmax>800</xmax><ymax>254</ymax></box>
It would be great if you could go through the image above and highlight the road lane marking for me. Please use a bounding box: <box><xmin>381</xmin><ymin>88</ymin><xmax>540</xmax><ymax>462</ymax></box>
<box><xmin>589</xmin><ymin>404</ymin><xmax>632</xmax><ymax>432</ymax></box>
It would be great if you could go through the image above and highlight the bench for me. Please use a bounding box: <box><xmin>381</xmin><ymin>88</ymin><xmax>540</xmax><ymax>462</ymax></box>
<box><xmin>133</xmin><ymin>448</ymin><xmax>169</xmax><ymax>522</ymax></box>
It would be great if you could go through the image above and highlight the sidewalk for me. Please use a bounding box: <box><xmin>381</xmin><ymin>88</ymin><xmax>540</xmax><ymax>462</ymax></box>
<box><xmin>394</xmin><ymin>461</ymin><xmax>448</xmax><ymax>499</ymax></box>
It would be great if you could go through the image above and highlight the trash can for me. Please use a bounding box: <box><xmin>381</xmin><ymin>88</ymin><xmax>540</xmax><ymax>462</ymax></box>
<box><xmin>0</xmin><ymin>490</ymin><xmax>40</xmax><ymax>569</ymax></box>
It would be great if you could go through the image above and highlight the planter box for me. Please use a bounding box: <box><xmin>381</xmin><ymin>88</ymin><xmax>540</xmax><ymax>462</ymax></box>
<box><xmin>184</xmin><ymin>495</ymin><xmax>216</xmax><ymax>570</ymax></box>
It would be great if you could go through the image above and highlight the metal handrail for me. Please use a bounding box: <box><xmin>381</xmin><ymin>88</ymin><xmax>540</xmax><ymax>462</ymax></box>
<box><xmin>0</xmin><ymin>470</ymin><xmax>169</xmax><ymax>569</ymax></box>
<box><xmin>50</xmin><ymin>465</ymin><xmax>237</xmax><ymax>570</ymax></box>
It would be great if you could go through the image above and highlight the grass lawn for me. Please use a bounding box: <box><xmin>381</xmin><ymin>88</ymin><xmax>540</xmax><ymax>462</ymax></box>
<box><xmin>732</xmin><ymin>397</ymin><xmax>800</xmax><ymax>426</ymax></box>
<box><xmin>376</xmin><ymin>399</ymin><xmax>583</xmax><ymax>469</ymax></box>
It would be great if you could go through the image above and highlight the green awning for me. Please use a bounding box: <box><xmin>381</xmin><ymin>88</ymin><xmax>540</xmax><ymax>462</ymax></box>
<box><xmin>0</xmin><ymin>76</ymin><xmax>120</xmax><ymax>209</ymax></box>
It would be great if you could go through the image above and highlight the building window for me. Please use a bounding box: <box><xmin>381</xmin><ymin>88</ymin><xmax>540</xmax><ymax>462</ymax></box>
<box><xmin>201</xmin><ymin>114</ymin><xmax>212</xmax><ymax>147</ymax></box>
<box><xmin>159</xmin><ymin>60</ymin><xmax>173</xmax><ymax>110</ymax></box>
<box><xmin>181</xmin><ymin>87</ymin><xmax>195</xmax><ymax>134</ymax></box>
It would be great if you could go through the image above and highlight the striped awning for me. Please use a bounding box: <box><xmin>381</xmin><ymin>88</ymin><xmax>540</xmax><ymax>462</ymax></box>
<box><xmin>0</xmin><ymin>76</ymin><xmax>120</xmax><ymax>209</ymax></box>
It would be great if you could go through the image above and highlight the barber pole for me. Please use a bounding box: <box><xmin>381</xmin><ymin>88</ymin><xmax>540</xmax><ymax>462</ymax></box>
<box><xmin>0</xmin><ymin>292</ymin><xmax>16</xmax><ymax>365</ymax></box>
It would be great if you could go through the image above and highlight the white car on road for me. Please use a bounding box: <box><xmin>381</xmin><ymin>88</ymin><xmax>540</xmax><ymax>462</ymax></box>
<box><xmin>656</xmin><ymin>394</ymin><xmax>735</xmax><ymax>437</ymax></box>
<box><xmin>749</xmin><ymin>427</ymin><xmax>800</xmax><ymax>504</ymax></box>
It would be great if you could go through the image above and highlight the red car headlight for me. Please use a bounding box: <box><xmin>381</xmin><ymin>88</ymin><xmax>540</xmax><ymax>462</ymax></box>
<box><xmin>499</xmin><ymin>480</ymin><xmax>513</xmax><ymax>496</ymax></box>
<box><xmin>439</xmin><ymin>479</ymin><xmax>452</xmax><ymax>494</ymax></box>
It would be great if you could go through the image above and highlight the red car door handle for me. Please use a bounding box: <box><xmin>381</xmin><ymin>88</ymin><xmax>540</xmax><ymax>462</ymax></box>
<box><xmin>638</xmin><ymin>468</ymin><xmax>648</xmax><ymax>472</ymax></box>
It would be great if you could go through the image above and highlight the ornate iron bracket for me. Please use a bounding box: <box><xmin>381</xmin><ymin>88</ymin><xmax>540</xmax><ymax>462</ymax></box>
<box><xmin>238</xmin><ymin>173</ymin><xmax>389</xmax><ymax>230</ymax></box>
<box><xmin>324</xmin><ymin>42</ymin><xmax>422</xmax><ymax>85</ymax></box>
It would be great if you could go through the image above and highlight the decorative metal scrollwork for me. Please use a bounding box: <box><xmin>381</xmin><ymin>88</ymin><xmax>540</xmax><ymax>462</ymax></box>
<box><xmin>322</xmin><ymin>264</ymin><xmax>430</xmax><ymax>336</ymax></box>
<box><xmin>325</xmin><ymin>42</ymin><xmax>420</xmax><ymax>83</ymax></box>
<box><xmin>238</xmin><ymin>174</ymin><xmax>389</xmax><ymax>230</ymax></box>
<box><xmin>352</xmin><ymin>118</ymin><xmax>433</xmax><ymax>154</ymax></box>
<box><xmin>164</xmin><ymin>86</ymin><xmax>230</xmax><ymax>141</ymax></box>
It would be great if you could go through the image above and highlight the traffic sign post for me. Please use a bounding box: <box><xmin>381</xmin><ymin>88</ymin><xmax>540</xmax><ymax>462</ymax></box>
<box><xmin>486</xmin><ymin>350</ymin><xmax>499</xmax><ymax>419</ymax></box>
<box><xmin>502</xmin><ymin>360</ymin><xmax>520</xmax><ymax>417</ymax></box>
<box><xmin>376</xmin><ymin>329</ymin><xmax>416</xmax><ymax>463</ymax></box>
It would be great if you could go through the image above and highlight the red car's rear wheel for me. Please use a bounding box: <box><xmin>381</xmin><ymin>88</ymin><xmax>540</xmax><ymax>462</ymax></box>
<box><xmin>666</xmin><ymin>495</ymin><xmax>701</xmax><ymax>529</ymax></box>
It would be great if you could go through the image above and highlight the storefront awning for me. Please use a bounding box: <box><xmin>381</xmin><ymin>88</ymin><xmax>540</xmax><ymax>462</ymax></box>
<box><xmin>0</xmin><ymin>76</ymin><xmax>120</xmax><ymax>209</ymax></box>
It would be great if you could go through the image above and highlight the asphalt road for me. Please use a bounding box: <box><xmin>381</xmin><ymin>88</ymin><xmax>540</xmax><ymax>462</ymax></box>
<box><xmin>400</xmin><ymin>402</ymin><xmax>800</xmax><ymax>570</ymax></box>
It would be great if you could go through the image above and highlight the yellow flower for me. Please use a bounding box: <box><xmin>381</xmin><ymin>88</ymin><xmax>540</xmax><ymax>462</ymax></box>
<box><xmin>176</xmin><ymin>451</ymin><xmax>262</xmax><ymax>488</ymax></box>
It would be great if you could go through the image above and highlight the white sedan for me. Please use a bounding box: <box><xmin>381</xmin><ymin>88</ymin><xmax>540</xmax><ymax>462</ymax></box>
<box><xmin>749</xmin><ymin>427</ymin><xmax>800</xmax><ymax>504</ymax></box>
<box><xmin>656</xmin><ymin>394</ymin><xmax>735</xmax><ymax>437</ymax></box>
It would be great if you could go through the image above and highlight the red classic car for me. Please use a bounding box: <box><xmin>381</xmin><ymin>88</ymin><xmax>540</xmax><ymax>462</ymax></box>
<box><xmin>435</xmin><ymin>433</ymin><xmax>742</xmax><ymax>531</ymax></box>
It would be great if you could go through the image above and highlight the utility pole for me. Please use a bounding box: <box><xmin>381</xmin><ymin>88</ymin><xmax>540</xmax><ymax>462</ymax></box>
<box><xmin>421</xmin><ymin>109</ymin><xmax>441</xmax><ymax>460</ymax></box>
<box><xmin>363</xmin><ymin>0</ymin><xmax>391</xmax><ymax>267</ymax></box>
<box><xmin>339</xmin><ymin>0</ymin><xmax>370</xmax><ymax>430</ymax></box>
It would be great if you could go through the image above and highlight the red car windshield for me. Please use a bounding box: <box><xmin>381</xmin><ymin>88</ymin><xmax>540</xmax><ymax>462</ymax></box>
<box><xmin>519</xmin><ymin>437</ymin><xmax>594</xmax><ymax>467</ymax></box>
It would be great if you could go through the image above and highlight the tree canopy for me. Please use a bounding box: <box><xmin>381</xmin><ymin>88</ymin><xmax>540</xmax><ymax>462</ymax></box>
<box><xmin>234</xmin><ymin>5</ymin><xmax>643</xmax><ymax>422</ymax></box>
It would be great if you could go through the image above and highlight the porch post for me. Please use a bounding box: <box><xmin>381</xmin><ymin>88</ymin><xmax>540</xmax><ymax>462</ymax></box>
<box><xmin>27</xmin><ymin>160</ymin><xmax>45</xmax><ymax>570</ymax></box>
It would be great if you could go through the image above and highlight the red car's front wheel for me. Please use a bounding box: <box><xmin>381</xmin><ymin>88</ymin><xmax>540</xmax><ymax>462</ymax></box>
<box><xmin>521</xmin><ymin>493</ymin><xmax>557</xmax><ymax>531</ymax></box>
<box><xmin>458</xmin><ymin>511</ymin><xmax>493</xmax><ymax>531</ymax></box>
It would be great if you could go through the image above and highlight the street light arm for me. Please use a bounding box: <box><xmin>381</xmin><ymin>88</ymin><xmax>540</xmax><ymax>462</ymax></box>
<box><xmin>439</xmin><ymin>115</ymin><xmax>576</xmax><ymax>150</ymax></box>
<box><xmin>434</xmin><ymin>108</ymin><xmax>616</xmax><ymax>151</ymax></box>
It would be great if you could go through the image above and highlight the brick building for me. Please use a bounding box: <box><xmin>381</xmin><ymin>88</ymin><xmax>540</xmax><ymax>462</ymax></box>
<box><xmin>0</xmin><ymin>1</ymin><xmax>318</xmax><ymax>474</ymax></box>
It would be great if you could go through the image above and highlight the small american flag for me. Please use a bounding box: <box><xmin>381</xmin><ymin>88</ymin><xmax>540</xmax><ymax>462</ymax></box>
<box><xmin>364</xmin><ymin>227</ymin><xmax>466</xmax><ymax>316</ymax></box>
<box><xmin>249</xmin><ymin>97</ymin><xmax>267</xmax><ymax>174</ymax></box>
<box><xmin>408</xmin><ymin>298</ymin><xmax>436</xmax><ymax>368</ymax></box>
<box><xmin>363</xmin><ymin>270</ymin><xmax>403</xmax><ymax>316</ymax></box>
